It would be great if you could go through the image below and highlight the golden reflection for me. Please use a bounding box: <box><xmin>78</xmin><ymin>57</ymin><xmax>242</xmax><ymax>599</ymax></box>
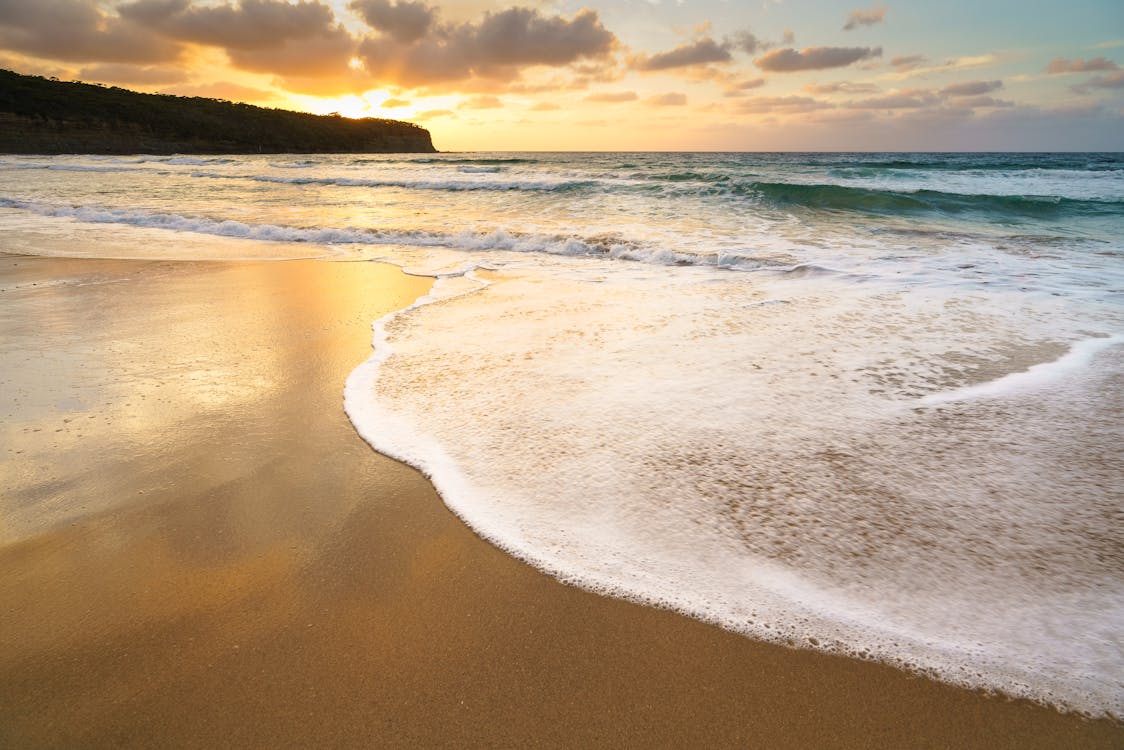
<box><xmin>0</xmin><ymin>252</ymin><xmax>427</xmax><ymax>544</ymax></box>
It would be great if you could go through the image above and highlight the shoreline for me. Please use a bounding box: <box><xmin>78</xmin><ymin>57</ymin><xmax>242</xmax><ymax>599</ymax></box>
<box><xmin>0</xmin><ymin>253</ymin><xmax>1119</xmax><ymax>748</ymax></box>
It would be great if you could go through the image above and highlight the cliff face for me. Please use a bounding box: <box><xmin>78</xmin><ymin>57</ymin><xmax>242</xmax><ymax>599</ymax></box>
<box><xmin>0</xmin><ymin>69</ymin><xmax>436</xmax><ymax>154</ymax></box>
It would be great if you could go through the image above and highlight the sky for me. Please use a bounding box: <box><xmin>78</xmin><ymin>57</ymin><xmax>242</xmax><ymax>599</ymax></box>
<box><xmin>1</xmin><ymin>0</ymin><xmax>1121</xmax><ymax>150</ymax></box>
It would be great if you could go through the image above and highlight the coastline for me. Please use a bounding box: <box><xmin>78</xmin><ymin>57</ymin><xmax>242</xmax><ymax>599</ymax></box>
<box><xmin>0</xmin><ymin>253</ymin><xmax>1119</xmax><ymax>748</ymax></box>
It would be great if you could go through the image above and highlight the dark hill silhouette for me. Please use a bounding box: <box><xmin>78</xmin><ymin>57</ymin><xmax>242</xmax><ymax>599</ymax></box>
<box><xmin>0</xmin><ymin>69</ymin><xmax>436</xmax><ymax>154</ymax></box>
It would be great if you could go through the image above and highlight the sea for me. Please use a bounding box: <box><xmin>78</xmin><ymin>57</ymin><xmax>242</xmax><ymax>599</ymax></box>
<box><xmin>1</xmin><ymin>152</ymin><xmax>1121</xmax><ymax>717</ymax></box>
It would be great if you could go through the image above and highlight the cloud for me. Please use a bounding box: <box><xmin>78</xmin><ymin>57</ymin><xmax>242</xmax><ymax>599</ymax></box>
<box><xmin>1045</xmin><ymin>56</ymin><xmax>1120</xmax><ymax>74</ymax></box>
<box><xmin>840</xmin><ymin>82</ymin><xmax>1017</xmax><ymax>113</ymax></box>
<box><xmin>380</xmin><ymin>97</ymin><xmax>410</xmax><ymax>107</ymax></box>
<box><xmin>117</xmin><ymin>0</ymin><xmax>362</xmax><ymax>86</ymax></box>
<box><xmin>457</xmin><ymin>8</ymin><xmax>614</xmax><ymax>67</ymax></box>
<box><xmin>530</xmin><ymin>101</ymin><xmax>560</xmax><ymax>111</ymax></box>
<box><xmin>642</xmin><ymin>28</ymin><xmax>791</xmax><ymax>68</ymax></box>
<box><xmin>1074</xmin><ymin>71</ymin><xmax>1124</xmax><ymax>91</ymax></box>
<box><xmin>727</xmin><ymin>31</ymin><xmax>769</xmax><ymax>56</ymax></box>
<box><xmin>119</xmin><ymin>0</ymin><xmax>336</xmax><ymax>50</ymax></box>
<box><xmin>845</xmin><ymin>92</ymin><xmax>937</xmax><ymax>109</ymax></box>
<box><xmin>78</xmin><ymin>63</ymin><xmax>187</xmax><ymax>85</ymax></box>
<box><xmin>585</xmin><ymin>90</ymin><xmax>637</xmax><ymax>102</ymax></box>
<box><xmin>570</xmin><ymin>60</ymin><xmax>622</xmax><ymax>82</ymax></box>
<box><xmin>349</xmin><ymin>0</ymin><xmax>433</xmax><ymax>44</ymax></box>
<box><xmin>413</xmin><ymin>108</ymin><xmax>454</xmax><ymax>119</ymax></box>
<box><xmin>0</xmin><ymin>0</ymin><xmax>183</xmax><ymax>63</ymax></box>
<box><xmin>730</xmin><ymin>77</ymin><xmax>767</xmax><ymax>90</ymax></box>
<box><xmin>842</xmin><ymin>81</ymin><xmax>1010</xmax><ymax>111</ymax></box>
<box><xmin>646</xmin><ymin>92</ymin><xmax>686</xmax><ymax>106</ymax></box>
<box><xmin>357</xmin><ymin>7</ymin><xmax>616</xmax><ymax>88</ymax></box>
<box><xmin>633</xmin><ymin>38</ymin><xmax>731</xmax><ymax>71</ymax></box>
<box><xmin>722</xmin><ymin>77</ymin><xmax>767</xmax><ymax>97</ymax></box>
<box><xmin>802</xmin><ymin>81</ymin><xmax>880</xmax><ymax>95</ymax></box>
<box><xmin>890</xmin><ymin>54</ymin><xmax>925</xmax><ymax>71</ymax></box>
<box><xmin>887</xmin><ymin>53</ymin><xmax>998</xmax><ymax>80</ymax></box>
<box><xmin>503</xmin><ymin>75</ymin><xmax>590</xmax><ymax>94</ymax></box>
<box><xmin>0</xmin><ymin>53</ymin><xmax>69</xmax><ymax>79</ymax></box>
<box><xmin>843</xmin><ymin>7</ymin><xmax>887</xmax><ymax>31</ymax></box>
<box><xmin>228</xmin><ymin>26</ymin><xmax>358</xmax><ymax>79</ymax></box>
<box><xmin>734</xmin><ymin>95</ymin><xmax>834</xmax><ymax>114</ymax></box>
<box><xmin>460</xmin><ymin>94</ymin><xmax>503</xmax><ymax>108</ymax></box>
<box><xmin>955</xmin><ymin>95</ymin><xmax>1013</xmax><ymax>108</ymax></box>
<box><xmin>755</xmin><ymin>46</ymin><xmax>882</xmax><ymax>72</ymax></box>
<box><xmin>941</xmin><ymin>79</ymin><xmax>1002</xmax><ymax>97</ymax></box>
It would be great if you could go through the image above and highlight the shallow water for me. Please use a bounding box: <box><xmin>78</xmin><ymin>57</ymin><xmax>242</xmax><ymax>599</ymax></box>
<box><xmin>2</xmin><ymin>151</ymin><xmax>1122</xmax><ymax>716</ymax></box>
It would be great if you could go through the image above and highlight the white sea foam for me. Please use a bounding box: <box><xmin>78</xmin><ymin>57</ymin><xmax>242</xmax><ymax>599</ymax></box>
<box><xmin>922</xmin><ymin>334</ymin><xmax>1124</xmax><ymax>405</ymax></box>
<box><xmin>345</xmin><ymin>264</ymin><xmax>1124</xmax><ymax>718</ymax></box>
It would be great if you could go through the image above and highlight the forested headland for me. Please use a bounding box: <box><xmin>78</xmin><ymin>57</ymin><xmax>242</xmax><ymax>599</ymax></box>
<box><xmin>0</xmin><ymin>69</ymin><xmax>436</xmax><ymax>154</ymax></box>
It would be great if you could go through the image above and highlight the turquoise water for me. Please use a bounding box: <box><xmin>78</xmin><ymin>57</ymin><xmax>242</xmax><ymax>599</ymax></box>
<box><xmin>2</xmin><ymin>152</ymin><xmax>1122</xmax><ymax>716</ymax></box>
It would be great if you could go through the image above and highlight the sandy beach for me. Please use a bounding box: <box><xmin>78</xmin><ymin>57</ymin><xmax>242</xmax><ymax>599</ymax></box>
<box><xmin>0</xmin><ymin>252</ymin><xmax>1119</xmax><ymax>748</ymax></box>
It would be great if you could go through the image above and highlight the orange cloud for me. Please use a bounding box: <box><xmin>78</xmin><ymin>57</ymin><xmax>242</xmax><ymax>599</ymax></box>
<box><xmin>646</xmin><ymin>92</ymin><xmax>687</xmax><ymax>106</ymax></box>
<box><xmin>460</xmin><ymin>94</ymin><xmax>503</xmax><ymax>109</ymax></box>
<box><xmin>890</xmin><ymin>55</ymin><xmax>926</xmax><ymax>71</ymax></box>
<box><xmin>585</xmin><ymin>91</ymin><xmax>637</xmax><ymax>102</ymax></box>
<box><xmin>119</xmin><ymin>0</ymin><xmax>335</xmax><ymax>50</ymax></box>
<box><xmin>78</xmin><ymin>63</ymin><xmax>188</xmax><ymax>85</ymax></box>
<box><xmin>722</xmin><ymin>78</ymin><xmax>767</xmax><ymax>97</ymax></box>
<box><xmin>843</xmin><ymin>7</ymin><xmax>887</xmax><ymax>31</ymax></box>
<box><xmin>160</xmin><ymin>81</ymin><xmax>280</xmax><ymax>102</ymax></box>
<box><xmin>413</xmin><ymin>108</ymin><xmax>454</xmax><ymax>119</ymax></box>
<box><xmin>1046</xmin><ymin>57</ymin><xmax>1120</xmax><ymax>74</ymax></box>
<box><xmin>0</xmin><ymin>0</ymin><xmax>182</xmax><ymax>63</ymax></box>
<box><xmin>350</xmin><ymin>0</ymin><xmax>434</xmax><ymax>44</ymax></box>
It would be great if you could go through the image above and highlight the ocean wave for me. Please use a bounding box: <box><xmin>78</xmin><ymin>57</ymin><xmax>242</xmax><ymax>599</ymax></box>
<box><xmin>0</xmin><ymin>163</ymin><xmax>143</xmax><ymax>173</ymax></box>
<box><xmin>803</xmin><ymin>155</ymin><xmax>1124</xmax><ymax>172</ymax></box>
<box><xmin>349</xmin><ymin>156</ymin><xmax>539</xmax><ymax>166</ymax></box>
<box><xmin>0</xmin><ymin>196</ymin><xmax>809</xmax><ymax>272</ymax></box>
<box><xmin>269</xmin><ymin>160</ymin><xmax>317</xmax><ymax>169</ymax></box>
<box><xmin>405</xmin><ymin>156</ymin><xmax>539</xmax><ymax>165</ymax></box>
<box><xmin>743</xmin><ymin>180</ymin><xmax>1124</xmax><ymax>219</ymax></box>
<box><xmin>642</xmin><ymin>171</ymin><xmax>732</xmax><ymax>183</ymax></box>
<box><xmin>189</xmin><ymin>170</ymin><xmax>592</xmax><ymax>192</ymax></box>
<box><xmin>155</xmin><ymin>156</ymin><xmax>238</xmax><ymax>166</ymax></box>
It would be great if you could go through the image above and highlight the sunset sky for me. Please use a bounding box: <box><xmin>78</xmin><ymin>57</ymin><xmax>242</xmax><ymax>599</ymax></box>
<box><xmin>1</xmin><ymin>0</ymin><xmax>1121</xmax><ymax>150</ymax></box>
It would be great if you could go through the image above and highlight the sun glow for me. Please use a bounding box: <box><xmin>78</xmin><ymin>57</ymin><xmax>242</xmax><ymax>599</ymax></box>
<box><xmin>294</xmin><ymin>90</ymin><xmax>395</xmax><ymax>119</ymax></box>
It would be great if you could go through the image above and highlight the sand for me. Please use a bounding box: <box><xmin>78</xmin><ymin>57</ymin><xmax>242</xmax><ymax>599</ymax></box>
<box><xmin>0</xmin><ymin>253</ymin><xmax>1119</xmax><ymax>748</ymax></box>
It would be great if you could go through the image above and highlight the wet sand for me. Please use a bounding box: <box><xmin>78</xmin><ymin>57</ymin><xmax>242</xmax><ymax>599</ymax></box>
<box><xmin>0</xmin><ymin>253</ymin><xmax>1119</xmax><ymax>748</ymax></box>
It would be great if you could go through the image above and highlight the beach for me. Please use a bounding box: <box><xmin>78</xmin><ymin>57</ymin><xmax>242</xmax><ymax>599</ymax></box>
<box><xmin>1</xmin><ymin>252</ymin><xmax>1119</xmax><ymax>748</ymax></box>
